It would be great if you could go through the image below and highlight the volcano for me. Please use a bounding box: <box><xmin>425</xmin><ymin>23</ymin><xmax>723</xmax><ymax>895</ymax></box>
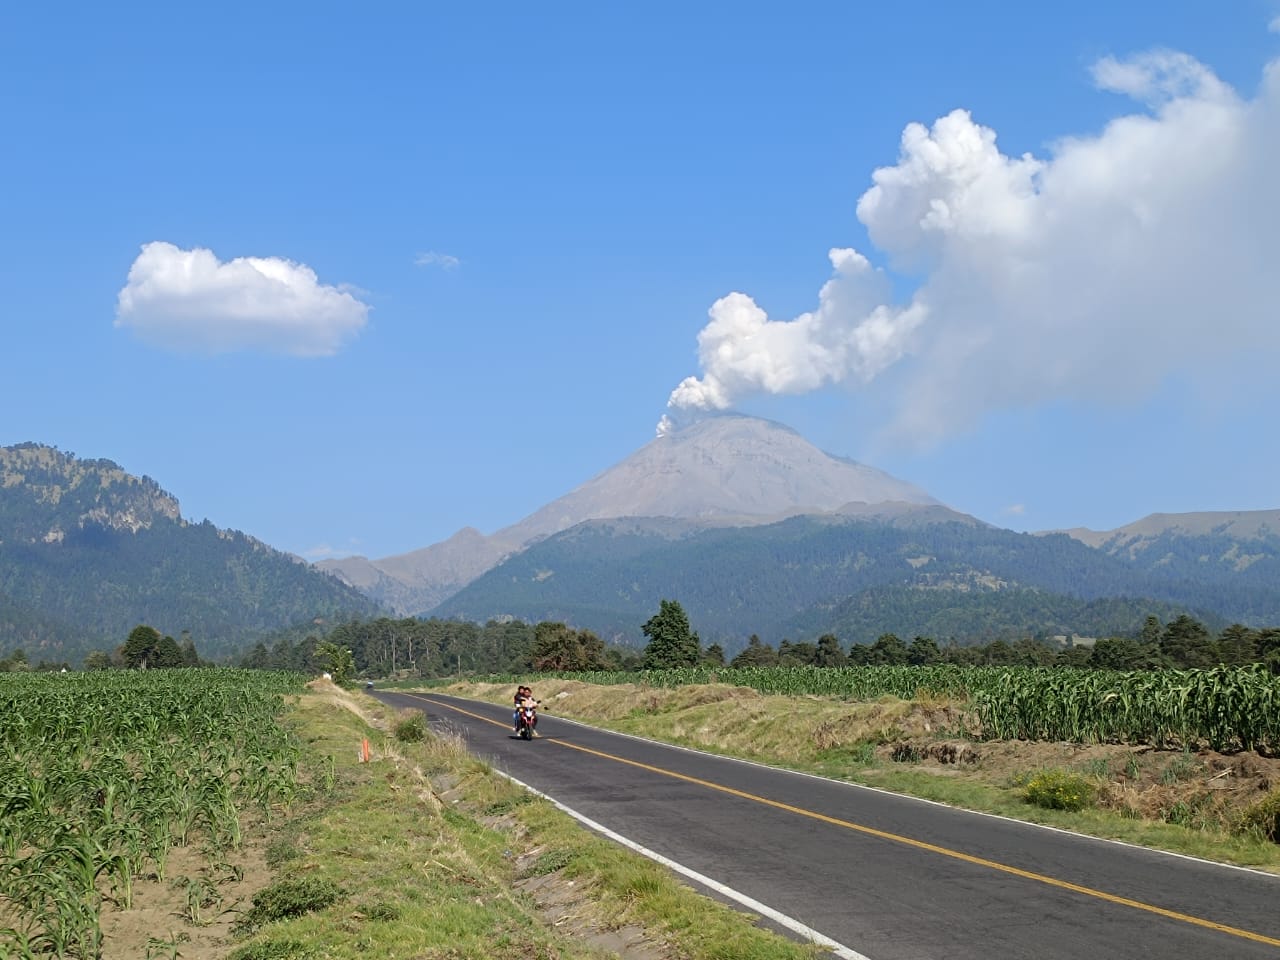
<box><xmin>318</xmin><ymin>414</ymin><xmax>939</xmax><ymax>613</ymax></box>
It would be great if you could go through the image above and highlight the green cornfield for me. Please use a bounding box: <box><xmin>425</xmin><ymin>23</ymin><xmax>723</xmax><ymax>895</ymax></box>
<box><xmin>0</xmin><ymin>669</ymin><xmax>305</xmax><ymax>958</ymax></box>
<box><xmin>494</xmin><ymin>663</ymin><xmax>1280</xmax><ymax>752</ymax></box>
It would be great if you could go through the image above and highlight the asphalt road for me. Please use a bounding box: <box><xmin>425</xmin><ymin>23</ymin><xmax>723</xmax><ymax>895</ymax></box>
<box><xmin>373</xmin><ymin>690</ymin><xmax>1280</xmax><ymax>960</ymax></box>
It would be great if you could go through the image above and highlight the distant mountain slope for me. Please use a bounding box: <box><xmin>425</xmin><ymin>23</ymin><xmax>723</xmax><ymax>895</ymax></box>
<box><xmin>318</xmin><ymin>414</ymin><xmax>1280</xmax><ymax>647</ymax></box>
<box><xmin>1059</xmin><ymin>510</ymin><xmax>1280</xmax><ymax>549</ymax></box>
<box><xmin>1052</xmin><ymin>509</ymin><xmax>1280</xmax><ymax>623</ymax></box>
<box><xmin>785</xmin><ymin>587</ymin><xmax>1219</xmax><ymax>649</ymax></box>
<box><xmin>432</xmin><ymin>508</ymin><xmax>1223</xmax><ymax>649</ymax></box>
<box><xmin>320</xmin><ymin>414</ymin><xmax>937</xmax><ymax>613</ymax></box>
<box><xmin>319</xmin><ymin>527</ymin><xmax>518</xmax><ymax>614</ymax></box>
<box><xmin>497</xmin><ymin>414</ymin><xmax>936</xmax><ymax>544</ymax></box>
<box><xmin>0</xmin><ymin>443</ymin><xmax>381</xmax><ymax>664</ymax></box>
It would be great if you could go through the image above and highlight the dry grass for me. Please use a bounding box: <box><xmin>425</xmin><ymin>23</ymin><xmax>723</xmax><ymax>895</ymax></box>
<box><xmin>440</xmin><ymin>678</ymin><xmax>1280</xmax><ymax>869</ymax></box>
<box><xmin>449</xmin><ymin>679</ymin><xmax>961</xmax><ymax>765</ymax></box>
<box><xmin>305</xmin><ymin>676</ymin><xmax>384</xmax><ymax>728</ymax></box>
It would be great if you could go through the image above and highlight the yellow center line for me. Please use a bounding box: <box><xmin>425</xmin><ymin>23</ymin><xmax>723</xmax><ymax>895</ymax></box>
<box><xmin>404</xmin><ymin>693</ymin><xmax>1280</xmax><ymax>949</ymax></box>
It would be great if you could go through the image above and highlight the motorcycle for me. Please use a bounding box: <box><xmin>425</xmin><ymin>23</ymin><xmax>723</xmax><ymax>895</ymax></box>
<box><xmin>515</xmin><ymin>702</ymin><xmax>538</xmax><ymax>740</ymax></box>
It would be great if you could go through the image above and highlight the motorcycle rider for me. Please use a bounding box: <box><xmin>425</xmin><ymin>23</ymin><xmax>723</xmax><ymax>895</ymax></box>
<box><xmin>513</xmin><ymin>685</ymin><xmax>540</xmax><ymax>736</ymax></box>
<box><xmin>513</xmin><ymin>685</ymin><xmax>528</xmax><ymax>732</ymax></box>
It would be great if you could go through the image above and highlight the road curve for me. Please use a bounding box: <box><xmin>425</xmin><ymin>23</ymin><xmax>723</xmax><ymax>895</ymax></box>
<box><xmin>373</xmin><ymin>690</ymin><xmax>1280</xmax><ymax>960</ymax></box>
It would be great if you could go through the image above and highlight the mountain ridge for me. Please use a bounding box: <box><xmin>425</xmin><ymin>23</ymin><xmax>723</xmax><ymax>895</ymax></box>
<box><xmin>431</xmin><ymin>509</ymin><xmax>1236</xmax><ymax>649</ymax></box>
<box><xmin>0</xmin><ymin>442</ymin><xmax>380</xmax><ymax>664</ymax></box>
<box><xmin>1056</xmin><ymin>510</ymin><xmax>1280</xmax><ymax>550</ymax></box>
<box><xmin>319</xmin><ymin>414</ymin><xmax>938</xmax><ymax>613</ymax></box>
<box><xmin>7</xmin><ymin>425</ymin><xmax>1278</xmax><ymax>664</ymax></box>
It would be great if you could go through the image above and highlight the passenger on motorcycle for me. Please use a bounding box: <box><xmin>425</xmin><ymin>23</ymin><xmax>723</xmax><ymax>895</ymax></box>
<box><xmin>513</xmin><ymin>685</ymin><xmax>528</xmax><ymax>731</ymax></box>
<box><xmin>513</xmin><ymin>685</ymin><xmax>540</xmax><ymax>735</ymax></box>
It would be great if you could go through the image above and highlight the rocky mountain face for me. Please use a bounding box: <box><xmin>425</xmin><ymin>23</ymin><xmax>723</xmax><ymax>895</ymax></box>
<box><xmin>0</xmin><ymin>443</ymin><xmax>379</xmax><ymax>664</ymax></box>
<box><xmin>0</xmin><ymin>442</ymin><xmax>181</xmax><ymax>542</ymax></box>
<box><xmin>319</xmin><ymin>414</ymin><xmax>939</xmax><ymax>614</ymax></box>
<box><xmin>499</xmin><ymin>414</ymin><xmax>936</xmax><ymax>542</ymax></box>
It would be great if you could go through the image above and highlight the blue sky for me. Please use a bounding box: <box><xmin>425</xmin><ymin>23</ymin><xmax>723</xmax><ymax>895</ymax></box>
<box><xmin>4</xmin><ymin>2</ymin><xmax>1279</xmax><ymax>561</ymax></box>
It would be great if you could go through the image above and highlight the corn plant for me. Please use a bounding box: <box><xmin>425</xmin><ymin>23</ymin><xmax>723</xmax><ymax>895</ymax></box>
<box><xmin>509</xmin><ymin>661</ymin><xmax>1280</xmax><ymax>751</ymax></box>
<box><xmin>0</xmin><ymin>668</ymin><xmax>306</xmax><ymax>953</ymax></box>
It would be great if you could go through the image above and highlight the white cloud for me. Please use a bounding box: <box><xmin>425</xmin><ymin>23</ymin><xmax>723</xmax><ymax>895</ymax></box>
<box><xmin>1003</xmin><ymin>503</ymin><xmax>1027</xmax><ymax>517</ymax></box>
<box><xmin>668</xmin><ymin>248</ymin><xmax>926</xmax><ymax>412</ymax></box>
<box><xmin>415</xmin><ymin>251</ymin><xmax>461</xmax><ymax>270</ymax></box>
<box><xmin>1091</xmin><ymin>49</ymin><xmax>1230</xmax><ymax>105</ymax></box>
<box><xmin>116</xmin><ymin>242</ymin><xmax>369</xmax><ymax>356</ymax></box>
<box><xmin>669</xmin><ymin>45</ymin><xmax>1280</xmax><ymax>446</ymax></box>
<box><xmin>1270</xmin><ymin>15</ymin><xmax>1280</xmax><ymax>34</ymax></box>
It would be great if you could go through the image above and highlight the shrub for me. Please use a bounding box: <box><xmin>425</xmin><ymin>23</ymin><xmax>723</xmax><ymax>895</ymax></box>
<box><xmin>1080</xmin><ymin>757</ymin><xmax>1111</xmax><ymax>779</ymax></box>
<box><xmin>235</xmin><ymin>877</ymin><xmax>344</xmax><ymax>934</ymax></box>
<box><xmin>393</xmin><ymin>712</ymin><xmax>427</xmax><ymax>743</ymax></box>
<box><xmin>360</xmin><ymin>900</ymin><xmax>401</xmax><ymax>921</ymax></box>
<box><xmin>228</xmin><ymin>940</ymin><xmax>314</xmax><ymax>960</ymax></box>
<box><xmin>1159</xmin><ymin>749</ymin><xmax>1201</xmax><ymax>785</ymax></box>
<box><xmin>848</xmin><ymin>740</ymin><xmax>878</xmax><ymax>764</ymax></box>
<box><xmin>1023</xmin><ymin>770</ymin><xmax>1095</xmax><ymax>812</ymax></box>
<box><xmin>524</xmin><ymin>848</ymin><xmax>575</xmax><ymax>877</ymax></box>
<box><xmin>264</xmin><ymin>836</ymin><xmax>302</xmax><ymax>868</ymax></box>
<box><xmin>1160</xmin><ymin>796</ymin><xmax>1212</xmax><ymax>829</ymax></box>
<box><xmin>484</xmin><ymin>791</ymin><xmax>534</xmax><ymax>816</ymax></box>
<box><xmin>890</xmin><ymin>742</ymin><xmax>922</xmax><ymax>763</ymax></box>
<box><xmin>1234</xmin><ymin>790</ymin><xmax>1280</xmax><ymax>843</ymax></box>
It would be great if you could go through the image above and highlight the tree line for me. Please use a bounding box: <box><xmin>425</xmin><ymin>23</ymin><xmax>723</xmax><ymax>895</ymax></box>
<box><xmin>0</xmin><ymin>624</ymin><xmax>204</xmax><ymax>673</ymax></box>
<box><xmin>646</xmin><ymin>609</ymin><xmax>1280</xmax><ymax>673</ymax></box>
<box><xmin>226</xmin><ymin>603</ymin><xmax>1280</xmax><ymax>678</ymax></box>
<box><xmin>237</xmin><ymin>615</ymin><xmax>642</xmax><ymax>678</ymax></box>
<box><xmin>4</xmin><ymin>605</ymin><xmax>1276</xmax><ymax>678</ymax></box>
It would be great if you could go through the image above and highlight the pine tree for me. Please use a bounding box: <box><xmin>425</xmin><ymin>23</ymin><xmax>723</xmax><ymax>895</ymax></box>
<box><xmin>641</xmin><ymin>600</ymin><xmax>700</xmax><ymax>668</ymax></box>
<box><xmin>121</xmin><ymin>625</ymin><xmax>162</xmax><ymax>669</ymax></box>
<box><xmin>814</xmin><ymin>633</ymin><xmax>847</xmax><ymax>667</ymax></box>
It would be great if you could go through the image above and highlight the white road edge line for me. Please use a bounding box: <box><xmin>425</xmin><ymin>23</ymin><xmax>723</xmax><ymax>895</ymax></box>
<box><xmin>409</xmin><ymin>692</ymin><xmax>1280</xmax><ymax>881</ymax></box>
<box><xmin>491</xmin><ymin>766</ymin><xmax>872</xmax><ymax>960</ymax></box>
<box><xmin>534</xmin><ymin>705</ymin><xmax>1280</xmax><ymax>881</ymax></box>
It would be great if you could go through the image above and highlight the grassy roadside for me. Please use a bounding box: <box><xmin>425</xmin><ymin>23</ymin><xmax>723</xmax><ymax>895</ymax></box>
<box><xmin>223</xmin><ymin>683</ymin><xmax>826</xmax><ymax>960</ymax></box>
<box><xmin>427</xmin><ymin>679</ymin><xmax>1280</xmax><ymax>874</ymax></box>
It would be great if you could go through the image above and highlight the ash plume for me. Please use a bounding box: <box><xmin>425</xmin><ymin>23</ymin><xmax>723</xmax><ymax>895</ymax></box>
<box><xmin>667</xmin><ymin>44</ymin><xmax>1280</xmax><ymax>445</ymax></box>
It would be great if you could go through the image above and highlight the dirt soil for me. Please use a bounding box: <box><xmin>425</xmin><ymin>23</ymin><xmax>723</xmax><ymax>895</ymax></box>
<box><xmin>98</xmin><ymin>839</ymin><xmax>273</xmax><ymax>960</ymax></box>
<box><xmin>518</xmin><ymin>869</ymin><xmax>669</xmax><ymax>960</ymax></box>
<box><xmin>93</xmin><ymin>678</ymin><xmax>683</xmax><ymax>960</ymax></box>
<box><xmin>94</xmin><ymin>687</ymin><xmax>344</xmax><ymax>959</ymax></box>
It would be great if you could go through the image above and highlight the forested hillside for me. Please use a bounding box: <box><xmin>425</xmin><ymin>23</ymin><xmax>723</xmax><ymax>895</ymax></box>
<box><xmin>0</xmin><ymin>443</ymin><xmax>381</xmax><ymax>664</ymax></box>
<box><xmin>433</xmin><ymin>514</ymin><xmax>1229</xmax><ymax>649</ymax></box>
<box><xmin>1085</xmin><ymin>529</ymin><xmax>1280</xmax><ymax>622</ymax></box>
<box><xmin>785</xmin><ymin>586</ymin><xmax>1219</xmax><ymax>648</ymax></box>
